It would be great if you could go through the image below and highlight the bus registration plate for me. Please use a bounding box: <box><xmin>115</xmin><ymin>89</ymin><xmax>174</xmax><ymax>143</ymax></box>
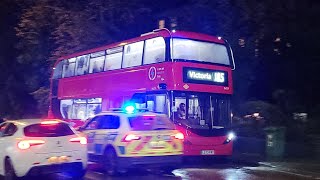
<box><xmin>201</xmin><ymin>150</ymin><xmax>214</xmax><ymax>155</ymax></box>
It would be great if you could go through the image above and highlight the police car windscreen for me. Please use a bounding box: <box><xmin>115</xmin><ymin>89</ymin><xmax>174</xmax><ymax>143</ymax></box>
<box><xmin>128</xmin><ymin>115</ymin><xmax>175</xmax><ymax>131</ymax></box>
<box><xmin>24</xmin><ymin>123</ymin><xmax>74</xmax><ymax>137</ymax></box>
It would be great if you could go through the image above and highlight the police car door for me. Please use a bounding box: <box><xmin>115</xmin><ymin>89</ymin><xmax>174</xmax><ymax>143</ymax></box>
<box><xmin>82</xmin><ymin>117</ymin><xmax>101</xmax><ymax>155</ymax></box>
<box><xmin>93</xmin><ymin>115</ymin><xmax>120</xmax><ymax>156</ymax></box>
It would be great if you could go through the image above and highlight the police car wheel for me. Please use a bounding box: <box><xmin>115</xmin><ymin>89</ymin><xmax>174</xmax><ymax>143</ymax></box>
<box><xmin>104</xmin><ymin>149</ymin><xmax>118</xmax><ymax>176</ymax></box>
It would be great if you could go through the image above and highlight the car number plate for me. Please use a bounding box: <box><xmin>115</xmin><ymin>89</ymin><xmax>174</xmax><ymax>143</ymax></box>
<box><xmin>149</xmin><ymin>141</ymin><xmax>165</xmax><ymax>149</ymax></box>
<box><xmin>48</xmin><ymin>156</ymin><xmax>69</xmax><ymax>164</ymax></box>
<box><xmin>201</xmin><ymin>150</ymin><xmax>214</xmax><ymax>155</ymax></box>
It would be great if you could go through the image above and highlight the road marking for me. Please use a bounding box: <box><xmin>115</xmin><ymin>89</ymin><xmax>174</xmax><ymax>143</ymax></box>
<box><xmin>258</xmin><ymin>162</ymin><xmax>277</xmax><ymax>168</ymax></box>
<box><xmin>258</xmin><ymin>162</ymin><xmax>320</xmax><ymax>179</ymax></box>
<box><xmin>269</xmin><ymin>168</ymin><xmax>316</xmax><ymax>179</ymax></box>
<box><xmin>245</xmin><ymin>166</ymin><xmax>318</xmax><ymax>179</ymax></box>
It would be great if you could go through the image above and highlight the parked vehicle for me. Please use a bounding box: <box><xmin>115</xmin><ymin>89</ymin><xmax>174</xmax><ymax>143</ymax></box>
<box><xmin>0</xmin><ymin>119</ymin><xmax>87</xmax><ymax>179</ymax></box>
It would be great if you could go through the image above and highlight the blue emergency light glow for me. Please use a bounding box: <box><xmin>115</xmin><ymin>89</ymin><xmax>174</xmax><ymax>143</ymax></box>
<box><xmin>124</xmin><ymin>105</ymin><xmax>135</xmax><ymax>114</ymax></box>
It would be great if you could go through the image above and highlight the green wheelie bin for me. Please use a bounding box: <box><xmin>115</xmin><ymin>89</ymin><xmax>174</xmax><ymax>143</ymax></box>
<box><xmin>264</xmin><ymin>126</ymin><xmax>286</xmax><ymax>160</ymax></box>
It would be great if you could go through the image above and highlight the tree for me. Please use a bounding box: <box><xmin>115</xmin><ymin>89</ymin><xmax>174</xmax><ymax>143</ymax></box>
<box><xmin>10</xmin><ymin>0</ymin><xmax>320</xmax><ymax>120</ymax></box>
<box><xmin>52</xmin><ymin>0</ymin><xmax>152</xmax><ymax>58</ymax></box>
<box><xmin>15</xmin><ymin>0</ymin><xmax>63</xmax><ymax>116</ymax></box>
<box><xmin>14</xmin><ymin>0</ymin><xmax>153</xmax><ymax>117</ymax></box>
<box><xmin>0</xmin><ymin>0</ymin><xmax>35</xmax><ymax>118</ymax></box>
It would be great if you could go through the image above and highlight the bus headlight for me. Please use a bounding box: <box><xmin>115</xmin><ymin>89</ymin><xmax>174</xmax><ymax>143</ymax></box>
<box><xmin>224</xmin><ymin>132</ymin><xmax>235</xmax><ymax>144</ymax></box>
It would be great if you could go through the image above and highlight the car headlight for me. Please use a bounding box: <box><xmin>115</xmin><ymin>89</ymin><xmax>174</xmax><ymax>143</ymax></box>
<box><xmin>224</xmin><ymin>132</ymin><xmax>235</xmax><ymax>144</ymax></box>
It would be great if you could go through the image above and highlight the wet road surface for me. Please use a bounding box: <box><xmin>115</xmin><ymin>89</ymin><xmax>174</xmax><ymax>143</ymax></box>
<box><xmin>18</xmin><ymin>160</ymin><xmax>316</xmax><ymax>180</ymax></box>
<box><xmin>81</xmin><ymin>161</ymin><xmax>314</xmax><ymax>180</ymax></box>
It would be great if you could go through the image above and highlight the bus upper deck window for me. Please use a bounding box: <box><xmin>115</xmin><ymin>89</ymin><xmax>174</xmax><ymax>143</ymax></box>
<box><xmin>123</xmin><ymin>41</ymin><xmax>144</xmax><ymax>68</ymax></box>
<box><xmin>144</xmin><ymin>37</ymin><xmax>165</xmax><ymax>65</ymax></box>
<box><xmin>75</xmin><ymin>55</ymin><xmax>89</xmax><ymax>75</ymax></box>
<box><xmin>89</xmin><ymin>56</ymin><xmax>105</xmax><ymax>73</ymax></box>
<box><xmin>62</xmin><ymin>58</ymin><xmax>76</xmax><ymax>78</ymax></box>
<box><xmin>52</xmin><ymin>61</ymin><xmax>63</xmax><ymax>79</ymax></box>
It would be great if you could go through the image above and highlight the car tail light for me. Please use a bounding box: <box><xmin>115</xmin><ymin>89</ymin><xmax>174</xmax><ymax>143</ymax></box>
<box><xmin>41</xmin><ymin>120</ymin><xmax>59</xmax><ymax>125</ymax></box>
<box><xmin>123</xmin><ymin>134</ymin><xmax>141</xmax><ymax>142</ymax></box>
<box><xmin>173</xmin><ymin>132</ymin><xmax>184</xmax><ymax>140</ymax></box>
<box><xmin>18</xmin><ymin>140</ymin><xmax>45</xmax><ymax>150</ymax></box>
<box><xmin>69</xmin><ymin>137</ymin><xmax>87</xmax><ymax>145</ymax></box>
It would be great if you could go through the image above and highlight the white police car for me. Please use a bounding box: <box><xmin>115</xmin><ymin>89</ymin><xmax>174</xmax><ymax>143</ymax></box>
<box><xmin>0</xmin><ymin>119</ymin><xmax>87</xmax><ymax>179</ymax></box>
<box><xmin>79</xmin><ymin>106</ymin><xmax>184</xmax><ymax>176</ymax></box>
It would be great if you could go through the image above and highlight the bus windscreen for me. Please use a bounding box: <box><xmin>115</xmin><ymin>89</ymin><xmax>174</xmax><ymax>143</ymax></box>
<box><xmin>172</xmin><ymin>38</ymin><xmax>230</xmax><ymax>65</ymax></box>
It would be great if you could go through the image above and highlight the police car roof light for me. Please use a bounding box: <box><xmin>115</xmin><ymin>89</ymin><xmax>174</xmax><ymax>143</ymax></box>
<box><xmin>125</xmin><ymin>105</ymin><xmax>135</xmax><ymax>114</ymax></box>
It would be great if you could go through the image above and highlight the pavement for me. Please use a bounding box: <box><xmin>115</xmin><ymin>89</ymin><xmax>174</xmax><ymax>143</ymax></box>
<box><xmin>233</xmin><ymin>152</ymin><xmax>320</xmax><ymax>179</ymax></box>
<box><xmin>259</xmin><ymin>160</ymin><xmax>320</xmax><ymax>179</ymax></box>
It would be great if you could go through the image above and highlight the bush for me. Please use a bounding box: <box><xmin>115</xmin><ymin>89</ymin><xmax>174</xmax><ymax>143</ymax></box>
<box><xmin>306</xmin><ymin>104</ymin><xmax>320</xmax><ymax>135</ymax></box>
<box><xmin>234</xmin><ymin>100</ymin><xmax>287</xmax><ymax>127</ymax></box>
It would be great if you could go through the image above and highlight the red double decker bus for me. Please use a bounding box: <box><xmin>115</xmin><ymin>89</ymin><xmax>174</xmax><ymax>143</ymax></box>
<box><xmin>49</xmin><ymin>29</ymin><xmax>236</xmax><ymax>157</ymax></box>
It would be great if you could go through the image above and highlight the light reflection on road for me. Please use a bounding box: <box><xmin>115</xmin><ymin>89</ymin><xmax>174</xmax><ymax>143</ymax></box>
<box><xmin>172</xmin><ymin>169</ymin><xmax>190</xmax><ymax>180</ymax></box>
<box><xmin>49</xmin><ymin>161</ymin><xmax>314</xmax><ymax>180</ymax></box>
<box><xmin>172</xmin><ymin>168</ymin><xmax>255</xmax><ymax>180</ymax></box>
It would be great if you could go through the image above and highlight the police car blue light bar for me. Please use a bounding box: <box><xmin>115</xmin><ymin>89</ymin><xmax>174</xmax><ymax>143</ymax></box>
<box><xmin>125</xmin><ymin>105</ymin><xmax>135</xmax><ymax>114</ymax></box>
